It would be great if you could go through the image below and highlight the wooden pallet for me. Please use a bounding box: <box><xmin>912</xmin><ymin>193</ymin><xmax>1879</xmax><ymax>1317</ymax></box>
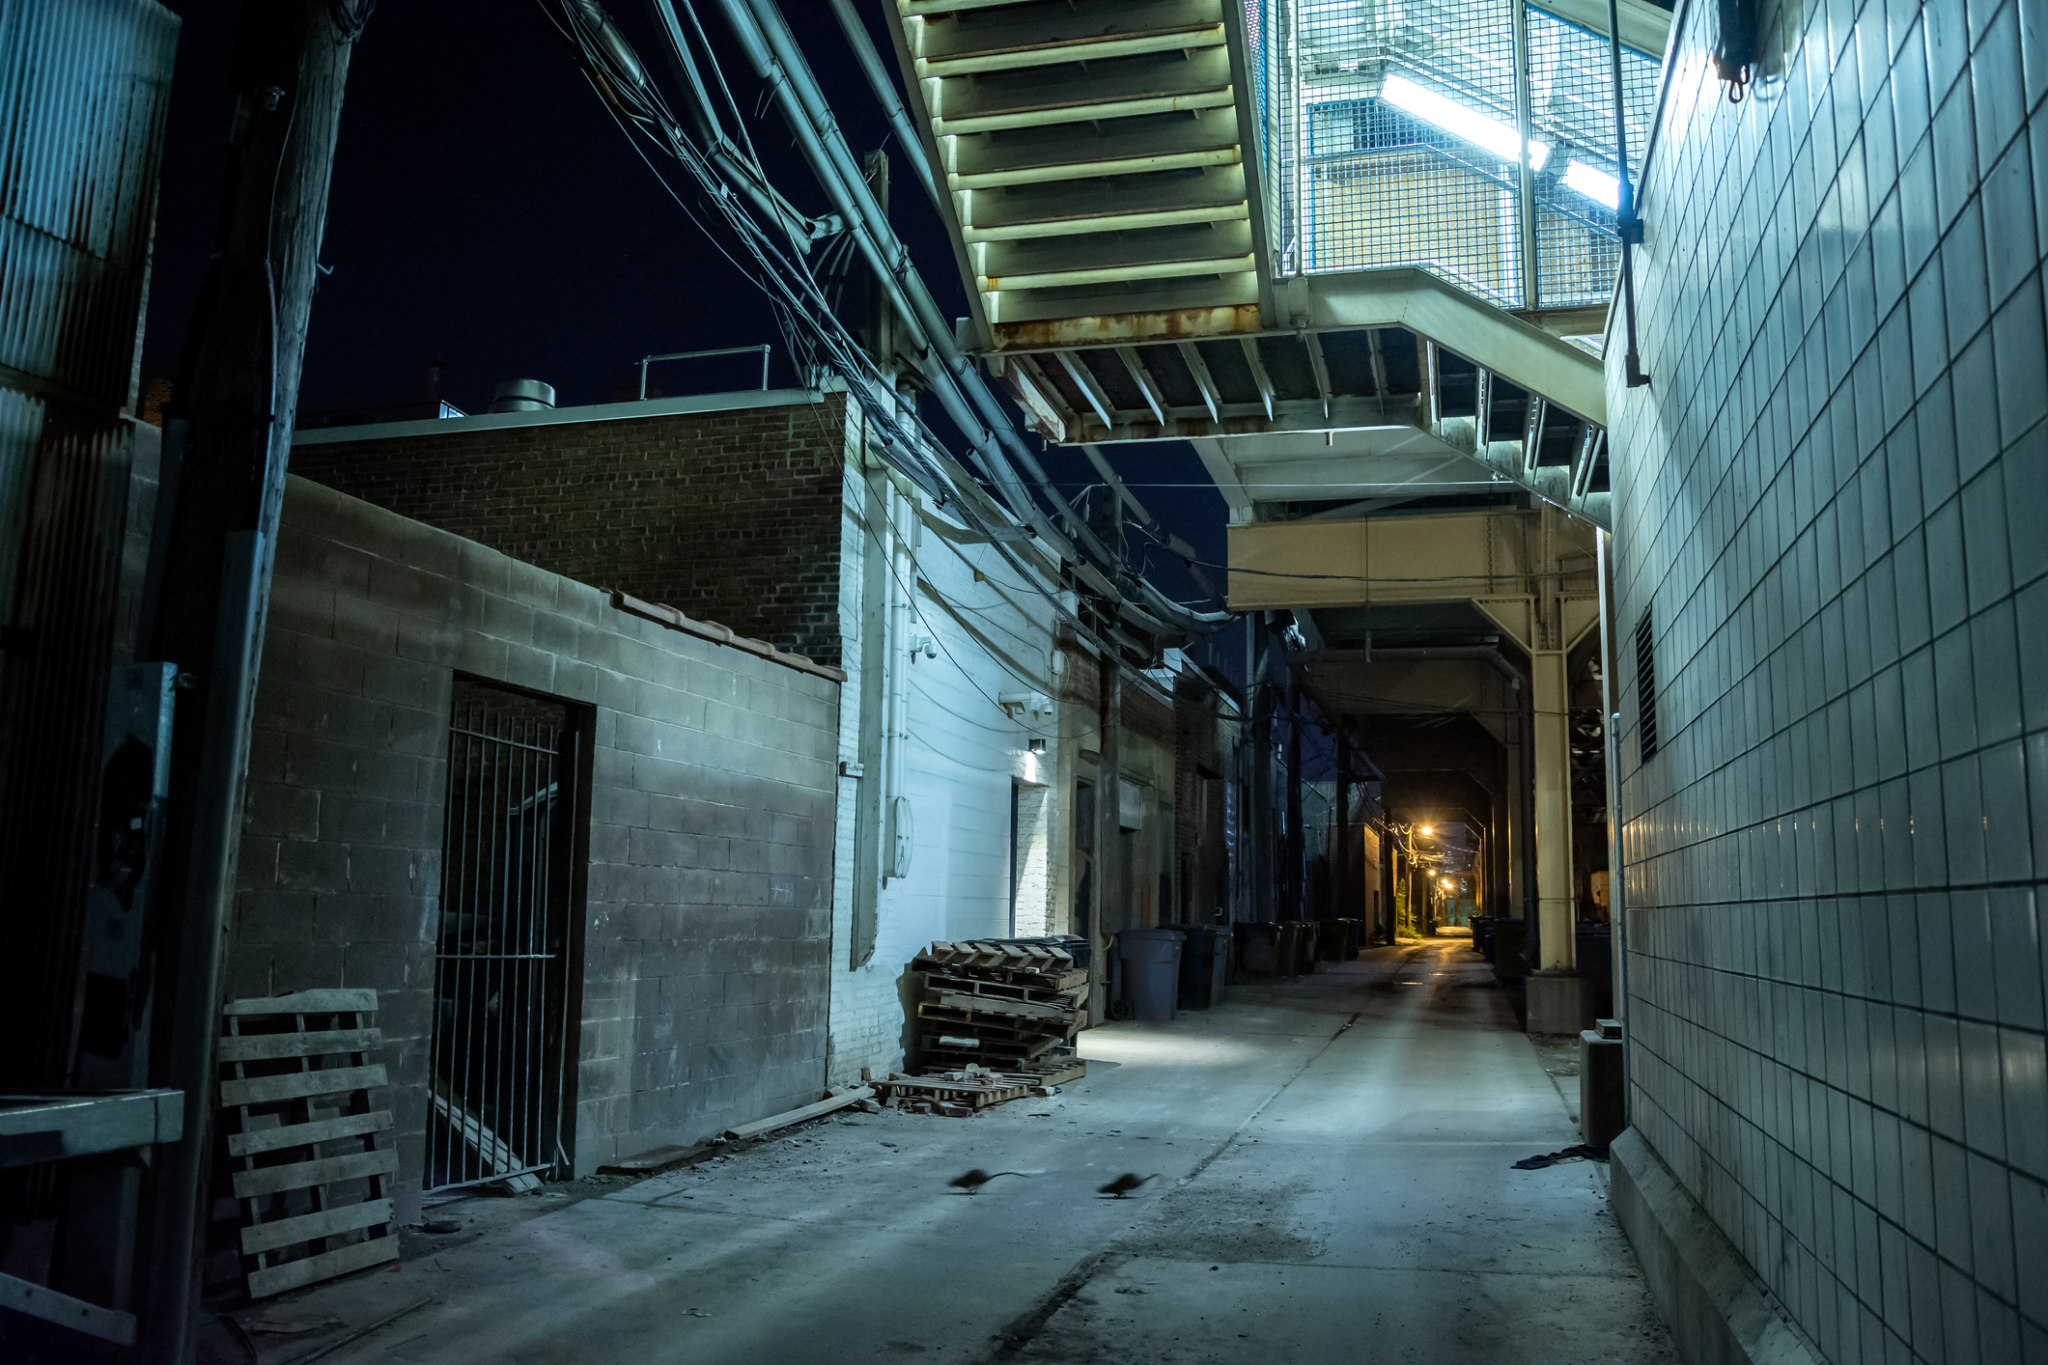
<box><xmin>873</xmin><ymin>1073</ymin><xmax>1031</xmax><ymax>1110</ymax></box>
<box><xmin>921</xmin><ymin>972</ymin><xmax>1086</xmax><ymax>1007</ymax></box>
<box><xmin>913</xmin><ymin>942</ymin><xmax>1087</xmax><ymax>992</ymax></box>
<box><xmin>220</xmin><ymin>990</ymin><xmax>399</xmax><ymax>1298</ymax></box>
<box><xmin>918</xmin><ymin>1002</ymin><xmax>1083</xmax><ymax>1040</ymax></box>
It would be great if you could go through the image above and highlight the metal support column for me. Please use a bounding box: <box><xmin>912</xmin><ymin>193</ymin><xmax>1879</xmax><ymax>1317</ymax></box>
<box><xmin>1511</xmin><ymin>0</ymin><xmax>1539</xmax><ymax>309</ymax></box>
<box><xmin>1532</xmin><ymin>648</ymin><xmax>1576</xmax><ymax>971</ymax></box>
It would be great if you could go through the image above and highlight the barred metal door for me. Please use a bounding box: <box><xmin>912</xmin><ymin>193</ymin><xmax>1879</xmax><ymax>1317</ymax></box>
<box><xmin>427</xmin><ymin>683</ymin><xmax>580</xmax><ymax>1190</ymax></box>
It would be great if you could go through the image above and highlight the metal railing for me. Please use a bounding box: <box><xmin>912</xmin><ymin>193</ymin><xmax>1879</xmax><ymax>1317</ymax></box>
<box><xmin>636</xmin><ymin>344</ymin><xmax>772</xmax><ymax>399</ymax></box>
<box><xmin>427</xmin><ymin>687</ymin><xmax>580</xmax><ymax>1191</ymax></box>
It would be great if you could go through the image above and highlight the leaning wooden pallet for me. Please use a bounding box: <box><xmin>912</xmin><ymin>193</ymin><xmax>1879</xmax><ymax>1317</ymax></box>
<box><xmin>219</xmin><ymin>989</ymin><xmax>399</xmax><ymax>1298</ymax></box>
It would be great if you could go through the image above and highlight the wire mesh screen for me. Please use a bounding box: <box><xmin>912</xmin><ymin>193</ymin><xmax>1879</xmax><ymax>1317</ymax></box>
<box><xmin>1266</xmin><ymin>0</ymin><xmax>1664</xmax><ymax>315</ymax></box>
<box><xmin>427</xmin><ymin>683</ymin><xmax>580</xmax><ymax>1191</ymax></box>
<box><xmin>1528</xmin><ymin>8</ymin><xmax>1661</xmax><ymax>308</ymax></box>
<box><xmin>1287</xmin><ymin>0</ymin><xmax>1523</xmax><ymax>302</ymax></box>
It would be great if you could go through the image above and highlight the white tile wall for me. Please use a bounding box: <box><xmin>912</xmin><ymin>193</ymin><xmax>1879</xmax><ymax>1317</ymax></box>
<box><xmin>1608</xmin><ymin>0</ymin><xmax>2048</xmax><ymax>1359</ymax></box>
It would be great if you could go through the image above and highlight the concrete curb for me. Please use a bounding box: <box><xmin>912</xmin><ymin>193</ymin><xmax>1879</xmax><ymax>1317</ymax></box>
<box><xmin>1608</xmin><ymin>1129</ymin><xmax>1822</xmax><ymax>1365</ymax></box>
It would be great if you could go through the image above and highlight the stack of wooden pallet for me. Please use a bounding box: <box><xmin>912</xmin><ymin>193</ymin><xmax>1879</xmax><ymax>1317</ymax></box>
<box><xmin>913</xmin><ymin>940</ymin><xmax>1088</xmax><ymax>1080</ymax></box>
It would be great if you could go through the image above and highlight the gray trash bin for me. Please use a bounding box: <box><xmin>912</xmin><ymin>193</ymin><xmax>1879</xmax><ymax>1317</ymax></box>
<box><xmin>1118</xmin><ymin>929</ymin><xmax>1185</xmax><ymax>1021</ymax></box>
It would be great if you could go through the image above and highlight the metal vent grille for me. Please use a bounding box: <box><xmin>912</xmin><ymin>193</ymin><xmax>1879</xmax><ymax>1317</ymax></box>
<box><xmin>1634</xmin><ymin>610</ymin><xmax>1658</xmax><ymax>763</ymax></box>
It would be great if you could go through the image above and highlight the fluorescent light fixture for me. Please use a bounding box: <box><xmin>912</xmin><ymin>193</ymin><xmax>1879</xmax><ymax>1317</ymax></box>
<box><xmin>1562</xmin><ymin>158</ymin><xmax>1622</xmax><ymax>209</ymax></box>
<box><xmin>1381</xmin><ymin>75</ymin><xmax>1549</xmax><ymax>170</ymax></box>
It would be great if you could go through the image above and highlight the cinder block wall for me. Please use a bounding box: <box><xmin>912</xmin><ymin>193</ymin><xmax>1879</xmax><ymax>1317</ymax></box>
<box><xmin>1609</xmin><ymin>2</ymin><xmax>2047</xmax><ymax>1359</ymax></box>
<box><xmin>232</xmin><ymin>477</ymin><xmax>838</xmax><ymax>1219</ymax></box>
<box><xmin>290</xmin><ymin>395</ymin><xmax>849</xmax><ymax>666</ymax></box>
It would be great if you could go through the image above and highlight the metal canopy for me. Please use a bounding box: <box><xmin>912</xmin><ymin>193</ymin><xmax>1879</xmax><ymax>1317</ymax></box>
<box><xmin>884</xmin><ymin>0</ymin><xmax>1640</xmax><ymax>529</ymax></box>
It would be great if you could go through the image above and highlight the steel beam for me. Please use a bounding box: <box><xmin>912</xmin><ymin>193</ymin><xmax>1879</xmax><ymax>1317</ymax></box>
<box><xmin>1177</xmin><ymin>341</ymin><xmax>1225</xmax><ymax>422</ymax></box>
<box><xmin>1114</xmin><ymin>346</ymin><xmax>1169</xmax><ymax>426</ymax></box>
<box><xmin>1052</xmin><ymin>350</ymin><xmax>1119</xmax><ymax>431</ymax></box>
<box><xmin>1240</xmin><ymin>338</ymin><xmax>1276</xmax><ymax>419</ymax></box>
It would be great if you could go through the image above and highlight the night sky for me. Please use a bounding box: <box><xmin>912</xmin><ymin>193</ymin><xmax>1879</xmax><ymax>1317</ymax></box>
<box><xmin>141</xmin><ymin>1</ymin><xmax>1243</xmax><ymax>679</ymax></box>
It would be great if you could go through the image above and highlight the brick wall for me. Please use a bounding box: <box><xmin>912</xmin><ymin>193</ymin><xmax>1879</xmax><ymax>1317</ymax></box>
<box><xmin>289</xmin><ymin>394</ymin><xmax>849</xmax><ymax>667</ymax></box>
<box><xmin>231</xmin><ymin>476</ymin><xmax>838</xmax><ymax>1228</ymax></box>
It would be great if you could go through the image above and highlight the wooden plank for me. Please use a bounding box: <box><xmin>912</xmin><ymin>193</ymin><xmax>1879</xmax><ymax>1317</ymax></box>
<box><xmin>240</xmin><ymin>1197</ymin><xmax>393</xmax><ymax>1256</ymax></box>
<box><xmin>931</xmin><ymin>990</ymin><xmax>1076</xmax><ymax>1021</ymax></box>
<box><xmin>229</xmin><ymin>1109</ymin><xmax>393</xmax><ymax>1158</ymax></box>
<box><xmin>220</xmin><ymin>1064</ymin><xmax>386</xmax><ymax>1109</ymax></box>
<box><xmin>223</xmin><ymin>989</ymin><xmax>377</xmax><ymax>1017</ymax></box>
<box><xmin>232</xmin><ymin>1146</ymin><xmax>396</xmax><ymax>1200</ymax></box>
<box><xmin>0</xmin><ymin>1268</ymin><xmax>136</xmax><ymax>1346</ymax></box>
<box><xmin>218</xmin><ymin>1028</ymin><xmax>380</xmax><ymax>1064</ymax></box>
<box><xmin>245</xmin><ymin>1234</ymin><xmax>399</xmax><ymax>1299</ymax></box>
<box><xmin>722</xmin><ymin>1086</ymin><xmax>874</xmax><ymax>1141</ymax></box>
<box><xmin>596</xmin><ymin>1143</ymin><xmax>714</xmax><ymax>1178</ymax></box>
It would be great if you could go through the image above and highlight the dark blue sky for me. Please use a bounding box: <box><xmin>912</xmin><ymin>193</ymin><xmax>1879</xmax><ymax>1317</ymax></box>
<box><xmin>144</xmin><ymin>2</ymin><xmax>1235</xmax><ymax>656</ymax></box>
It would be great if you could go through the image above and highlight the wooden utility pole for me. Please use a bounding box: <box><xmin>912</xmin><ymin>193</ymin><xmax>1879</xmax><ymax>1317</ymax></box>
<box><xmin>140</xmin><ymin>5</ymin><xmax>364</xmax><ymax>1360</ymax></box>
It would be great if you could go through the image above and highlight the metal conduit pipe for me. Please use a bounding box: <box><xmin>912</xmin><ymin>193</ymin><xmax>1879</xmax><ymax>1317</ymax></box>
<box><xmin>710</xmin><ymin>0</ymin><xmax>1069</xmax><ymax>555</ymax></box>
<box><xmin>1082</xmin><ymin>443</ymin><xmax>1227</xmax><ymax>609</ymax></box>
<box><xmin>606</xmin><ymin>0</ymin><xmax>833</xmax><ymax>250</ymax></box>
<box><xmin>726</xmin><ymin>0</ymin><xmax>1184</xmax><ymax>622</ymax></box>
<box><xmin>826</xmin><ymin>0</ymin><xmax>943</xmax><ymax>214</ymax></box>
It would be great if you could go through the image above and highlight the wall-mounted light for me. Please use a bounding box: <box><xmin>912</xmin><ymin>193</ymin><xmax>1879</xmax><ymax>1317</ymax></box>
<box><xmin>1028</xmin><ymin>737</ymin><xmax>1046</xmax><ymax>754</ymax></box>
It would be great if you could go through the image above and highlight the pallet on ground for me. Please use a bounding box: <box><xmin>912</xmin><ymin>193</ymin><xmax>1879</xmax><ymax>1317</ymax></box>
<box><xmin>873</xmin><ymin>1072</ymin><xmax>1031</xmax><ymax>1110</ymax></box>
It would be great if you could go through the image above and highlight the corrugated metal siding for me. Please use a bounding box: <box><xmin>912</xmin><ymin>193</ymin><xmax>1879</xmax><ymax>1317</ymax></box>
<box><xmin>0</xmin><ymin>0</ymin><xmax>179</xmax><ymax>405</ymax></box>
<box><xmin>0</xmin><ymin>0</ymin><xmax>179</xmax><ymax>1089</ymax></box>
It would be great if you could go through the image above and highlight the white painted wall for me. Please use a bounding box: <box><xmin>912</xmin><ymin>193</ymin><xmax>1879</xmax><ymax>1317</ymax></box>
<box><xmin>825</xmin><ymin>432</ymin><xmax>1062</xmax><ymax>1082</ymax></box>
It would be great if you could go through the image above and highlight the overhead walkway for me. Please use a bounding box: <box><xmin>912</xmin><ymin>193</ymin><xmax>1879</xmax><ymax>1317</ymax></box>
<box><xmin>883</xmin><ymin>0</ymin><xmax>1642</xmax><ymax>529</ymax></box>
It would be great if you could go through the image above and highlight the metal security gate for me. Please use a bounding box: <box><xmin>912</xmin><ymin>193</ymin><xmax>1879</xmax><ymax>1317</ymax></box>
<box><xmin>427</xmin><ymin>682</ymin><xmax>582</xmax><ymax>1190</ymax></box>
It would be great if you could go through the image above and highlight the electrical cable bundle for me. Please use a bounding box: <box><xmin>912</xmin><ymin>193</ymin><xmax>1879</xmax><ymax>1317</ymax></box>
<box><xmin>538</xmin><ymin>0</ymin><xmax>1230</xmax><ymax>664</ymax></box>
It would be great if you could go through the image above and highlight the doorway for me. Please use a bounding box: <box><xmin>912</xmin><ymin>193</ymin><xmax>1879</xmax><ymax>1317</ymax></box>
<box><xmin>426</xmin><ymin>679</ymin><xmax>588</xmax><ymax>1190</ymax></box>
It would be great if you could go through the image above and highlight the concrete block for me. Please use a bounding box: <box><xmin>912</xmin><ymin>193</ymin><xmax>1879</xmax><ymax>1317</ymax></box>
<box><xmin>1610</xmin><ymin>1129</ymin><xmax>1824</xmax><ymax>1365</ymax></box>
<box><xmin>1526</xmin><ymin>971</ymin><xmax>1592</xmax><ymax>1036</ymax></box>
<box><xmin>235</xmin><ymin>889</ymin><xmax>317</xmax><ymax>944</ymax></box>
<box><xmin>276</xmin><ymin>838</ymin><xmax>349</xmax><ymax>894</ymax></box>
<box><xmin>361</xmin><ymin>652</ymin><xmax>444</xmax><ymax>710</ymax></box>
<box><xmin>332</xmin><ymin>587</ymin><xmax>403</xmax><ymax>654</ymax></box>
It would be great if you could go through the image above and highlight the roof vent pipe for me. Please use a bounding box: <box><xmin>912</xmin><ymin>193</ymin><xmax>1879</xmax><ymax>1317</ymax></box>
<box><xmin>490</xmin><ymin>378</ymin><xmax>555</xmax><ymax>412</ymax></box>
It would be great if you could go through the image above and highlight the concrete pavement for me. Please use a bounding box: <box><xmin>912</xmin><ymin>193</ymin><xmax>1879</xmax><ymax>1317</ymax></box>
<box><xmin>206</xmin><ymin>938</ymin><xmax>1677</xmax><ymax>1364</ymax></box>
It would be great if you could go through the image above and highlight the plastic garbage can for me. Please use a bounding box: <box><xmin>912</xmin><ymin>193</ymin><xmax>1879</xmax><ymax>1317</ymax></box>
<box><xmin>1237</xmin><ymin>922</ymin><xmax>1279</xmax><ymax>976</ymax></box>
<box><xmin>1117</xmin><ymin>929</ymin><xmax>1185</xmax><ymax>1021</ymax></box>
<box><xmin>1177</xmin><ymin>925</ymin><xmax>1225</xmax><ymax>1009</ymax></box>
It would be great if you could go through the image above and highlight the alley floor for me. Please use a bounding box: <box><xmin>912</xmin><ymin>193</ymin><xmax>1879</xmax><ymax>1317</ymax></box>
<box><xmin>205</xmin><ymin>939</ymin><xmax>1679</xmax><ymax>1364</ymax></box>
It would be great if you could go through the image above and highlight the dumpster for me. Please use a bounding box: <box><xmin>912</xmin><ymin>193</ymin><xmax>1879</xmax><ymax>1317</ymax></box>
<box><xmin>1118</xmin><ymin>929</ymin><xmax>1184</xmax><ymax>1020</ymax></box>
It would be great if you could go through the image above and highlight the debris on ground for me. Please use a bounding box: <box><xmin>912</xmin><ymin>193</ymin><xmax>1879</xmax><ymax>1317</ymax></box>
<box><xmin>1511</xmin><ymin>1143</ymin><xmax>1609</xmax><ymax>1169</ymax></box>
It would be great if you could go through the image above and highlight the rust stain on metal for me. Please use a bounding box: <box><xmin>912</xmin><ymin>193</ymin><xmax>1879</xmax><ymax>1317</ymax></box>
<box><xmin>989</xmin><ymin>305</ymin><xmax>1264</xmax><ymax>352</ymax></box>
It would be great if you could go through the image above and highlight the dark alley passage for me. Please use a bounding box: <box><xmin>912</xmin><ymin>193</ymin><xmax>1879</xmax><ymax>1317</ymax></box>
<box><xmin>229</xmin><ymin>940</ymin><xmax>1674</xmax><ymax>1365</ymax></box>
